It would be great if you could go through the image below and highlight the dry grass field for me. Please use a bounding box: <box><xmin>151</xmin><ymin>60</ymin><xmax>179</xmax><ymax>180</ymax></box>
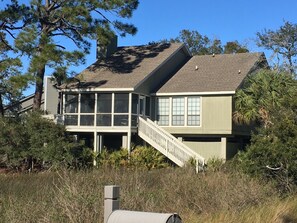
<box><xmin>0</xmin><ymin>167</ymin><xmax>297</xmax><ymax>223</ymax></box>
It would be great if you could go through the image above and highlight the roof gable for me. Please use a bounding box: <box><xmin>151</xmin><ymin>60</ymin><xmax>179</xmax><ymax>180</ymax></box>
<box><xmin>64</xmin><ymin>43</ymin><xmax>185</xmax><ymax>90</ymax></box>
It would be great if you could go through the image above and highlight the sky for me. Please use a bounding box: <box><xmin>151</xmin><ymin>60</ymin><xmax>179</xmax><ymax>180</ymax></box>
<box><xmin>88</xmin><ymin>0</ymin><xmax>297</xmax><ymax>68</ymax></box>
<box><xmin>16</xmin><ymin>0</ymin><xmax>297</xmax><ymax>94</ymax></box>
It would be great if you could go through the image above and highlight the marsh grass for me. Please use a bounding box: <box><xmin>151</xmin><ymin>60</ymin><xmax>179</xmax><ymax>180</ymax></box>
<box><xmin>0</xmin><ymin>167</ymin><xmax>296</xmax><ymax>223</ymax></box>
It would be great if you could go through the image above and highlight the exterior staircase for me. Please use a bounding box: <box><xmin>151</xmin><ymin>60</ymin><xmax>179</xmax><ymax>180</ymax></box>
<box><xmin>138</xmin><ymin>117</ymin><xmax>205</xmax><ymax>172</ymax></box>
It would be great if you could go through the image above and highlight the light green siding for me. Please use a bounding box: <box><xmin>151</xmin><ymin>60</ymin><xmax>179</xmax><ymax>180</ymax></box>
<box><xmin>183</xmin><ymin>141</ymin><xmax>222</xmax><ymax>161</ymax></box>
<box><xmin>135</xmin><ymin>49</ymin><xmax>190</xmax><ymax>95</ymax></box>
<box><xmin>162</xmin><ymin>95</ymin><xmax>233</xmax><ymax>135</ymax></box>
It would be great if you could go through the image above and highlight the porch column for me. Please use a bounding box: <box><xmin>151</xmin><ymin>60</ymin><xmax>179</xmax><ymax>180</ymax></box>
<box><xmin>98</xmin><ymin>134</ymin><xmax>103</xmax><ymax>153</ymax></box>
<box><xmin>122</xmin><ymin>135</ymin><xmax>128</xmax><ymax>149</ymax></box>
<box><xmin>127</xmin><ymin>93</ymin><xmax>132</xmax><ymax>153</ymax></box>
<box><xmin>93</xmin><ymin>131</ymin><xmax>98</xmax><ymax>166</ymax></box>
<box><xmin>127</xmin><ymin>131</ymin><xmax>132</xmax><ymax>153</ymax></box>
<box><xmin>221</xmin><ymin>137</ymin><xmax>227</xmax><ymax>161</ymax></box>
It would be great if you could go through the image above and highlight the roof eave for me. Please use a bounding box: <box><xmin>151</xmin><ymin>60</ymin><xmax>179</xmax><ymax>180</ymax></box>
<box><xmin>153</xmin><ymin>91</ymin><xmax>236</xmax><ymax>96</ymax></box>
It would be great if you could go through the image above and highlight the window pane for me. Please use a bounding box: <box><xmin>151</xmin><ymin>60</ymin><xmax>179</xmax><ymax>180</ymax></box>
<box><xmin>65</xmin><ymin>94</ymin><xmax>78</xmax><ymax>113</ymax></box>
<box><xmin>157</xmin><ymin>115</ymin><xmax>169</xmax><ymax>126</ymax></box>
<box><xmin>97</xmin><ymin>94</ymin><xmax>112</xmax><ymax>113</ymax></box>
<box><xmin>187</xmin><ymin>97</ymin><xmax>201</xmax><ymax>126</ymax></box>
<box><xmin>156</xmin><ymin>98</ymin><xmax>169</xmax><ymax>126</ymax></box>
<box><xmin>96</xmin><ymin>114</ymin><xmax>111</xmax><ymax>126</ymax></box>
<box><xmin>172</xmin><ymin>115</ymin><xmax>184</xmax><ymax>126</ymax></box>
<box><xmin>172</xmin><ymin>97</ymin><xmax>184</xmax><ymax>115</ymax></box>
<box><xmin>114</xmin><ymin>94</ymin><xmax>129</xmax><ymax>113</ymax></box>
<box><xmin>64</xmin><ymin>115</ymin><xmax>78</xmax><ymax>125</ymax></box>
<box><xmin>80</xmin><ymin>94</ymin><xmax>95</xmax><ymax>113</ymax></box>
<box><xmin>80</xmin><ymin>115</ymin><xmax>94</xmax><ymax>126</ymax></box>
<box><xmin>188</xmin><ymin>115</ymin><xmax>200</xmax><ymax>126</ymax></box>
<box><xmin>114</xmin><ymin>115</ymin><xmax>129</xmax><ymax>126</ymax></box>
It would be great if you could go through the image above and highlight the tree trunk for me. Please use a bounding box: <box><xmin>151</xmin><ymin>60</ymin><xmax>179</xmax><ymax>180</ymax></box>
<box><xmin>288</xmin><ymin>55</ymin><xmax>295</xmax><ymax>75</ymax></box>
<box><xmin>33</xmin><ymin>65</ymin><xmax>46</xmax><ymax>110</ymax></box>
<box><xmin>0</xmin><ymin>93</ymin><xmax>4</xmax><ymax>116</ymax></box>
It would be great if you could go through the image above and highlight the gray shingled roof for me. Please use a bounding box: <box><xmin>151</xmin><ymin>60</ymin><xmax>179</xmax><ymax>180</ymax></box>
<box><xmin>63</xmin><ymin>43</ymin><xmax>184</xmax><ymax>89</ymax></box>
<box><xmin>157</xmin><ymin>52</ymin><xmax>265</xmax><ymax>94</ymax></box>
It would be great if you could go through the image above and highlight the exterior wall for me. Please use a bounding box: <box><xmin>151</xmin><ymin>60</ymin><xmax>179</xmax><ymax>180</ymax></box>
<box><xmin>183</xmin><ymin>141</ymin><xmax>222</xmax><ymax>161</ymax></box>
<box><xmin>44</xmin><ymin>76</ymin><xmax>59</xmax><ymax>114</ymax></box>
<box><xmin>135</xmin><ymin>48</ymin><xmax>190</xmax><ymax>95</ymax></box>
<box><xmin>161</xmin><ymin>95</ymin><xmax>233</xmax><ymax>135</ymax></box>
<box><xmin>183</xmin><ymin>140</ymin><xmax>240</xmax><ymax>161</ymax></box>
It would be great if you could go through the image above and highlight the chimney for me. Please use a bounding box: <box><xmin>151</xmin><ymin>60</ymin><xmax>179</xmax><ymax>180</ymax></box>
<box><xmin>96</xmin><ymin>35</ymin><xmax>118</xmax><ymax>60</ymax></box>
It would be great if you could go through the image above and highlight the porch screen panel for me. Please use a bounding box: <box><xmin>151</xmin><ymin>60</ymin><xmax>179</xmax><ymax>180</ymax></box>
<box><xmin>145</xmin><ymin>97</ymin><xmax>150</xmax><ymax>116</ymax></box>
<box><xmin>132</xmin><ymin>94</ymin><xmax>138</xmax><ymax>114</ymax></box>
<box><xmin>114</xmin><ymin>93</ymin><xmax>129</xmax><ymax>126</ymax></box>
<box><xmin>80</xmin><ymin>94</ymin><xmax>95</xmax><ymax>113</ymax></box>
<box><xmin>97</xmin><ymin>94</ymin><xmax>112</xmax><ymax>113</ymax></box>
<box><xmin>187</xmin><ymin>96</ymin><xmax>200</xmax><ymax>126</ymax></box>
<box><xmin>156</xmin><ymin>97</ymin><xmax>169</xmax><ymax>126</ymax></box>
<box><xmin>80</xmin><ymin>94</ymin><xmax>95</xmax><ymax>126</ymax></box>
<box><xmin>65</xmin><ymin>94</ymin><xmax>78</xmax><ymax>113</ymax></box>
<box><xmin>64</xmin><ymin>94</ymin><xmax>78</xmax><ymax>125</ymax></box>
<box><xmin>131</xmin><ymin>94</ymin><xmax>138</xmax><ymax>127</ymax></box>
<box><xmin>97</xmin><ymin>93</ymin><xmax>112</xmax><ymax>126</ymax></box>
<box><xmin>114</xmin><ymin>93</ymin><xmax>129</xmax><ymax>113</ymax></box>
<box><xmin>172</xmin><ymin>97</ymin><xmax>185</xmax><ymax>126</ymax></box>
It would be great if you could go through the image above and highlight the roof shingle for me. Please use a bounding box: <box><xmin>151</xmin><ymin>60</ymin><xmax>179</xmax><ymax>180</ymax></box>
<box><xmin>64</xmin><ymin>43</ymin><xmax>184</xmax><ymax>89</ymax></box>
<box><xmin>157</xmin><ymin>52</ymin><xmax>265</xmax><ymax>94</ymax></box>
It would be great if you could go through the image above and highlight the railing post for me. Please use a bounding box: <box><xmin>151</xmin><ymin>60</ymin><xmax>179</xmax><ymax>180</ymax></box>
<box><xmin>104</xmin><ymin>185</ymin><xmax>120</xmax><ymax>223</ymax></box>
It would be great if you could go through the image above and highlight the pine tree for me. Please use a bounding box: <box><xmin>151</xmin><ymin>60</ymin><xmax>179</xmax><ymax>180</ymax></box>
<box><xmin>0</xmin><ymin>0</ymin><xmax>138</xmax><ymax>109</ymax></box>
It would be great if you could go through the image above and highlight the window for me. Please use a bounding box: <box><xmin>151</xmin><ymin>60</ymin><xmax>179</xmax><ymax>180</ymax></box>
<box><xmin>172</xmin><ymin>97</ymin><xmax>184</xmax><ymax>126</ymax></box>
<box><xmin>156</xmin><ymin>98</ymin><xmax>169</xmax><ymax>126</ymax></box>
<box><xmin>187</xmin><ymin>97</ymin><xmax>200</xmax><ymax>126</ymax></box>
<box><xmin>156</xmin><ymin>96</ymin><xmax>201</xmax><ymax>126</ymax></box>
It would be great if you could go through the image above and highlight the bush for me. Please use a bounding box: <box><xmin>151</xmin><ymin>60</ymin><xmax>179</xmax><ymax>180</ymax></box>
<box><xmin>95</xmin><ymin>146</ymin><xmax>169</xmax><ymax>170</ymax></box>
<box><xmin>0</xmin><ymin>112</ymin><xmax>91</xmax><ymax>171</ymax></box>
<box><xmin>130</xmin><ymin>146</ymin><xmax>169</xmax><ymax>170</ymax></box>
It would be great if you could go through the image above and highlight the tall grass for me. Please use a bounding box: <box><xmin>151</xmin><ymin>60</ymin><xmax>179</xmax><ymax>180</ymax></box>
<box><xmin>0</xmin><ymin>167</ymin><xmax>297</xmax><ymax>223</ymax></box>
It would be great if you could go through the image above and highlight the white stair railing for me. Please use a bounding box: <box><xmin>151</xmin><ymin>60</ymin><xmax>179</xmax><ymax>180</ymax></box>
<box><xmin>138</xmin><ymin>117</ymin><xmax>205</xmax><ymax>172</ymax></box>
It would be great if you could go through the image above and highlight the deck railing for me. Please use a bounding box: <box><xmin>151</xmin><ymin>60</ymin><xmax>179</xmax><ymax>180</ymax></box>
<box><xmin>138</xmin><ymin>117</ymin><xmax>205</xmax><ymax>172</ymax></box>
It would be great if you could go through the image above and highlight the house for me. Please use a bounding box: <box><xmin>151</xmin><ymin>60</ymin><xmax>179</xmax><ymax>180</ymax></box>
<box><xmin>4</xmin><ymin>77</ymin><xmax>59</xmax><ymax>116</ymax></box>
<box><xmin>15</xmin><ymin>38</ymin><xmax>268</xmax><ymax>168</ymax></box>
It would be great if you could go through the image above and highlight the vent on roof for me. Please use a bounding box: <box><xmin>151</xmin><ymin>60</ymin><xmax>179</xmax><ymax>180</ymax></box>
<box><xmin>195</xmin><ymin>65</ymin><xmax>198</xmax><ymax>70</ymax></box>
<box><xmin>212</xmin><ymin>53</ymin><xmax>215</xmax><ymax>57</ymax></box>
<box><xmin>238</xmin><ymin>70</ymin><xmax>241</xmax><ymax>74</ymax></box>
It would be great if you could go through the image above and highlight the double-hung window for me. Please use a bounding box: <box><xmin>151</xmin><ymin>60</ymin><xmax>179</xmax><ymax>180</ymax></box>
<box><xmin>156</xmin><ymin>96</ymin><xmax>201</xmax><ymax>126</ymax></box>
<box><xmin>187</xmin><ymin>97</ymin><xmax>200</xmax><ymax>126</ymax></box>
<box><xmin>172</xmin><ymin>97</ymin><xmax>185</xmax><ymax>126</ymax></box>
<box><xmin>156</xmin><ymin>97</ymin><xmax>169</xmax><ymax>126</ymax></box>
